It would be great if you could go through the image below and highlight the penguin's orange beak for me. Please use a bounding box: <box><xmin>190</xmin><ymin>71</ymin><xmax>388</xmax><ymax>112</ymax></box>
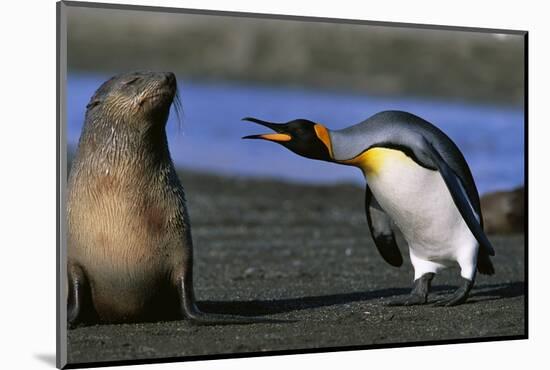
<box><xmin>242</xmin><ymin>117</ymin><xmax>292</xmax><ymax>142</ymax></box>
<box><xmin>243</xmin><ymin>133</ymin><xmax>292</xmax><ymax>142</ymax></box>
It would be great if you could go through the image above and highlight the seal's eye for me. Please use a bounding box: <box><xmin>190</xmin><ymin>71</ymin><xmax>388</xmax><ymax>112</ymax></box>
<box><xmin>123</xmin><ymin>77</ymin><xmax>140</xmax><ymax>86</ymax></box>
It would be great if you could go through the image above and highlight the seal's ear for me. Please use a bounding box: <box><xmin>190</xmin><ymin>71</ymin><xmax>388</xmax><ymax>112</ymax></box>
<box><xmin>86</xmin><ymin>100</ymin><xmax>101</xmax><ymax>110</ymax></box>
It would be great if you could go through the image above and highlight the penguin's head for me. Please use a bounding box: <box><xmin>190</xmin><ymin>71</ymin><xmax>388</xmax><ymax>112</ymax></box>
<box><xmin>242</xmin><ymin>117</ymin><xmax>333</xmax><ymax>161</ymax></box>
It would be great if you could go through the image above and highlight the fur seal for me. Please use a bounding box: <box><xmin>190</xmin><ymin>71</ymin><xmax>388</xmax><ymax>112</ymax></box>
<box><xmin>67</xmin><ymin>71</ymin><xmax>279</xmax><ymax>326</ymax></box>
<box><xmin>481</xmin><ymin>187</ymin><xmax>524</xmax><ymax>234</ymax></box>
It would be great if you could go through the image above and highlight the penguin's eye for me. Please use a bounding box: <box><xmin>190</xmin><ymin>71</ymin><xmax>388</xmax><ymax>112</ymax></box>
<box><xmin>294</xmin><ymin>127</ymin><xmax>306</xmax><ymax>135</ymax></box>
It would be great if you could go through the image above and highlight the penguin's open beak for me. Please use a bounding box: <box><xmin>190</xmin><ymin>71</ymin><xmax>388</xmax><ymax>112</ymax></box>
<box><xmin>242</xmin><ymin>117</ymin><xmax>292</xmax><ymax>142</ymax></box>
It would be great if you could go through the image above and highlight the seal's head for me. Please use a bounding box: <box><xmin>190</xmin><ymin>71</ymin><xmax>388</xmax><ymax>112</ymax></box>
<box><xmin>85</xmin><ymin>71</ymin><xmax>178</xmax><ymax>129</ymax></box>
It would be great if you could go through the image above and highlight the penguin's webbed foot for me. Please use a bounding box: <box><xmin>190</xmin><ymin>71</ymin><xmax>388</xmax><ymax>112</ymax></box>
<box><xmin>432</xmin><ymin>278</ymin><xmax>473</xmax><ymax>307</ymax></box>
<box><xmin>386</xmin><ymin>272</ymin><xmax>434</xmax><ymax>307</ymax></box>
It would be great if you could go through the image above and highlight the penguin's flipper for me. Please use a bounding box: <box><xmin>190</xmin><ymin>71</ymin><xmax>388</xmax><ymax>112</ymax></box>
<box><xmin>365</xmin><ymin>185</ymin><xmax>403</xmax><ymax>267</ymax></box>
<box><xmin>422</xmin><ymin>140</ymin><xmax>496</xmax><ymax>256</ymax></box>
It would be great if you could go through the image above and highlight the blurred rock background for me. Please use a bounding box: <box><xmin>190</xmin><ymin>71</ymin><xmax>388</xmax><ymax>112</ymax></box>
<box><xmin>67</xmin><ymin>7</ymin><xmax>524</xmax><ymax>104</ymax></box>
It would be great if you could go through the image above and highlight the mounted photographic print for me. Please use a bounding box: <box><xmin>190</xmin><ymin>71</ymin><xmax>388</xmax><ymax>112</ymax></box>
<box><xmin>56</xmin><ymin>1</ymin><xmax>527</xmax><ymax>368</ymax></box>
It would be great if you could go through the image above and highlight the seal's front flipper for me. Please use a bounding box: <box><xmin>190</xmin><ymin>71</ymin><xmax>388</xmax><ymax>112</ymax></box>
<box><xmin>174</xmin><ymin>267</ymin><xmax>291</xmax><ymax>325</ymax></box>
<box><xmin>423</xmin><ymin>140</ymin><xmax>495</xmax><ymax>257</ymax></box>
<box><xmin>365</xmin><ymin>185</ymin><xmax>403</xmax><ymax>267</ymax></box>
<box><xmin>386</xmin><ymin>272</ymin><xmax>434</xmax><ymax>306</ymax></box>
<box><xmin>433</xmin><ymin>277</ymin><xmax>473</xmax><ymax>307</ymax></box>
<box><xmin>67</xmin><ymin>263</ymin><xmax>97</xmax><ymax>328</ymax></box>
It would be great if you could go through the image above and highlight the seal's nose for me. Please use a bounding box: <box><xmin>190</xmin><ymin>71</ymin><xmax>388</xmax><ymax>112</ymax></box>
<box><xmin>163</xmin><ymin>72</ymin><xmax>176</xmax><ymax>87</ymax></box>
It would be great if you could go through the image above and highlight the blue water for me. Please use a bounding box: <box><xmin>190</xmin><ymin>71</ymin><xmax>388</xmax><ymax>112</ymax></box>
<box><xmin>67</xmin><ymin>74</ymin><xmax>524</xmax><ymax>195</ymax></box>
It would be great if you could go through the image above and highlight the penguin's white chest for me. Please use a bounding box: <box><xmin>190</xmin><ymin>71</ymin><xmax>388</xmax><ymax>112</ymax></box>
<box><xmin>348</xmin><ymin>148</ymin><xmax>475</xmax><ymax>262</ymax></box>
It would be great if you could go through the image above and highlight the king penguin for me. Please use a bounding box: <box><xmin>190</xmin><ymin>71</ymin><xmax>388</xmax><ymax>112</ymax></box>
<box><xmin>242</xmin><ymin>110</ymin><xmax>495</xmax><ymax>306</ymax></box>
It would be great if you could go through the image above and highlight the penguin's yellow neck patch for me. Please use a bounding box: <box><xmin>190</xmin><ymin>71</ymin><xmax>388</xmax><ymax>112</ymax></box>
<box><xmin>314</xmin><ymin>124</ymin><xmax>333</xmax><ymax>158</ymax></box>
<box><xmin>339</xmin><ymin>147</ymin><xmax>412</xmax><ymax>176</ymax></box>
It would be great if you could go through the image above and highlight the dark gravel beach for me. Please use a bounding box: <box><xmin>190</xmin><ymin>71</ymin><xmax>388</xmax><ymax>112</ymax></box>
<box><xmin>67</xmin><ymin>171</ymin><xmax>526</xmax><ymax>366</ymax></box>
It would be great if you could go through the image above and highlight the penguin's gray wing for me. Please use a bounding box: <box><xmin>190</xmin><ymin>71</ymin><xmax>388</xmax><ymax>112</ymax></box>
<box><xmin>420</xmin><ymin>139</ymin><xmax>496</xmax><ymax>256</ymax></box>
<box><xmin>365</xmin><ymin>185</ymin><xmax>403</xmax><ymax>267</ymax></box>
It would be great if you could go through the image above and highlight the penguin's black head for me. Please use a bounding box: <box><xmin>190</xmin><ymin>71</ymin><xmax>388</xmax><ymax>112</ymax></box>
<box><xmin>242</xmin><ymin>117</ymin><xmax>333</xmax><ymax>161</ymax></box>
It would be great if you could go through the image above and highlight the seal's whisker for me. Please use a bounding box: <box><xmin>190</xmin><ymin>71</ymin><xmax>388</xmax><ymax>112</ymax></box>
<box><xmin>173</xmin><ymin>83</ymin><xmax>184</xmax><ymax>134</ymax></box>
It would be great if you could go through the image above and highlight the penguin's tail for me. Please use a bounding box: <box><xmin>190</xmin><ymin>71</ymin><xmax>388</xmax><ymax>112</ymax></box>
<box><xmin>477</xmin><ymin>248</ymin><xmax>495</xmax><ymax>275</ymax></box>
